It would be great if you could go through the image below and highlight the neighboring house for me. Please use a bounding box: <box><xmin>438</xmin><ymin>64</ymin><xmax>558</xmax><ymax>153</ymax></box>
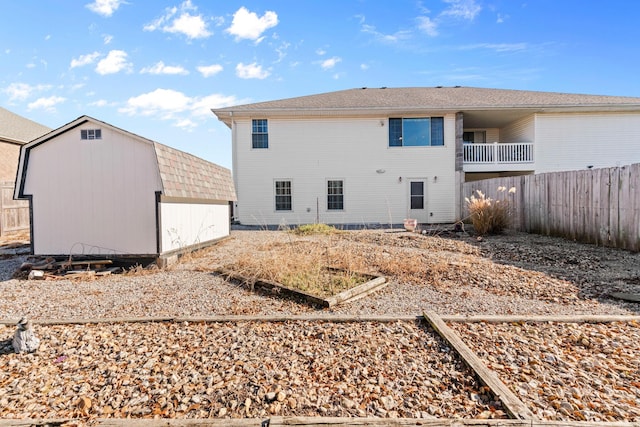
<box><xmin>212</xmin><ymin>86</ymin><xmax>640</xmax><ymax>227</ymax></box>
<box><xmin>14</xmin><ymin>116</ymin><xmax>236</xmax><ymax>264</ymax></box>
<box><xmin>0</xmin><ymin>107</ymin><xmax>51</xmax><ymax>236</ymax></box>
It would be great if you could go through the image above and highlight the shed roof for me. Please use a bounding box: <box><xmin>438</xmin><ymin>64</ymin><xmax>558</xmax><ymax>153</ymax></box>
<box><xmin>0</xmin><ymin>107</ymin><xmax>51</xmax><ymax>144</ymax></box>
<box><xmin>15</xmin><ymin>116</ymin><xmax>236</xmax><ymax>202</ymax></box>
<box><xmin>213</xmin><ymin>86</ymin><xmax>640</xmax><ymax>127</ymax></box>
<box><xmin>154</xmin><ymin>142</ymin><xmax>236</xmax><ymax>201</ymax></box>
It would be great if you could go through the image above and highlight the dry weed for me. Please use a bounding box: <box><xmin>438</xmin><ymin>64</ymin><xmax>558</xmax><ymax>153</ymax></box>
<box><xmin>466</xmin><ymin>187</ymin><xmax>516</xmax><ymax>235</ymax></box>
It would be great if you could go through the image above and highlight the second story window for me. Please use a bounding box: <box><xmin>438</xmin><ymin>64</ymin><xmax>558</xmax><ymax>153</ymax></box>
<box><xmin>81</xmin><ymin>129</ymin><xmax>102</xmax><ymax>140</ymax></box>
<box><xmin>389</xmin><ymin>117</ymin><xmax>444</xmax><ymax>147</ymax></box>
<box><xmin>252</xmin><ymin>119</ymin><xmax>268</xmax><ymax>149</ymax></box>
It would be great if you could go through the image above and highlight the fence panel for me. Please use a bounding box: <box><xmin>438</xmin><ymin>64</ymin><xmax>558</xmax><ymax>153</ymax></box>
<box><xmin>461</xmin><ymin>163</ymin><xmax>640</xmax><ymax>252</ymax></box>
<box><xmin>0</xmin><ymin>181</ymin><xmax>29</xmax><ymax>236</ymax></box>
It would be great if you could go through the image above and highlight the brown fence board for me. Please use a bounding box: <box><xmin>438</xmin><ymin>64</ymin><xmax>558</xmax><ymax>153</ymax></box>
<box><xmin>462</xmin><ymin>163</ymin><xmax>640</xmax><ymax>252</ymax></box>
<box><xmin>0</xmin><ymin>181</ymin><xmax>29</xmax><ymax>236</ymax></box>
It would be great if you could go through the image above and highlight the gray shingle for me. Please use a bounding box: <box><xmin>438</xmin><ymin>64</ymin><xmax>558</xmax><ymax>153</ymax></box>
<box><xmin>213</xmin><ymin>86</ymin><xmax>640</xmax><ymax>113</ymax></box>
<box><xmin>0</xmin><ymin>107</ymin><xmax>51</xmax><ymax>143</ymax></box>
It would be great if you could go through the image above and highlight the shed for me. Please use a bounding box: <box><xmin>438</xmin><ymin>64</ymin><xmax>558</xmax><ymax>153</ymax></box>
<box><xmin>14</xmin><ymin>116</ymin><xmax>236</xmax><ymax>264</ymax></box>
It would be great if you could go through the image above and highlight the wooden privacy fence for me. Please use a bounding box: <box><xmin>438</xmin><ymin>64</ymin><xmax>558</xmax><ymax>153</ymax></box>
<box><xmin>462</xmin><ymin>163</ymin><xmax>640</xmax><ymax>252</ymax></box>
<box><xmin>0</xmin><ymin>181</ymin><xmax>29</xmax><ymax>236</ymax></box>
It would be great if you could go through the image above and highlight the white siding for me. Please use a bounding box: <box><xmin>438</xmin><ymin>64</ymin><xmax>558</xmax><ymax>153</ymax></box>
<box><xmin>534</xmin><ymin>112</ymin><xmax>640</xmax><ymax>173</ymax></box>
<box><xmin>233</xmin><ymin>116</ymin><xmax>457</xmax><ymax>226</ymax></box>
<box><xmin>23</xmin><ymin>124</ymin><xmax>162</xmax><ymax>255</ymax></box>
<box><xmin>501</xmin><ymin>115</ymin><xmax>535</xmax><ymax>143</ymax></box>
<box><xmin>159</xmin><ymin>202</ymin><xmax>230</xmax><ymax>253</ymax></box>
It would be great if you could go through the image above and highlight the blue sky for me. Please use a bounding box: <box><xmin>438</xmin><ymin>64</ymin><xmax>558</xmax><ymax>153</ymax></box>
<box><xmin>2</xmin><ymin>0</ymin><xmax>639</xmax><ymax>169</ymax></box>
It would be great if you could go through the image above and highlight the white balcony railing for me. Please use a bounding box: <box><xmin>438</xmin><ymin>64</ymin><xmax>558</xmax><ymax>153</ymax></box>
<box><xmin>463</xmin><ymin>142</ymin><xmax>534</xmax><ymax>164</ymax></box>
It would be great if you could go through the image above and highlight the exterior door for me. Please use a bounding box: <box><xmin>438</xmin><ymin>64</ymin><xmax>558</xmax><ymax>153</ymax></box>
<box><xmin>408</xmin><ymin>179</ymin><xmax>428</xmax><ymax>223</ymax></box>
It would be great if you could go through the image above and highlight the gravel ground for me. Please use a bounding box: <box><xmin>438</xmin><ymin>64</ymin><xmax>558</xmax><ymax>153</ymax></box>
<box><xmin>1</xmin><ymin>228</ymin><xmax>639</xmax><ymax>422</ymax></box>
<box><xmin>450</xmin><ymin>320</ymin><xmax>640</xmax><ymax>422</ymax></box>
<box><xmin>0</xmin><ymin>320</ymin><xmax>506</xmax><ymax>420</ymax></box>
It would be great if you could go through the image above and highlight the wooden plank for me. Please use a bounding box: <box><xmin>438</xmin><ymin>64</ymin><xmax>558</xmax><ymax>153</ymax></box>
<box><xmin>422</xmin><ymin>310</ymin><xmax>536</xmax><ymax>421</ymax></box>
<box><xmin>439</xmin><ymin>314</ymin><xmax>640</xmax><ymax>323</ymax></box>
<box><xmin>1</xmin><ymin>418</ymin><xmax>638</xmax><ymax>427</ymax></box>
<box><xmin>324</xmin><ymin>276</ymin><xmax>387</xmax><ymax>306</ymax></box>
<box><xmin>3</xmin><ymin>314</ymin><xmax>640</xmax><ymax>327</ymax></box>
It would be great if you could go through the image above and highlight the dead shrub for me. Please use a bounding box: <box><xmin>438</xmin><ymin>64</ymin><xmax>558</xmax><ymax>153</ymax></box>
<box><xmin>465</xmin><ymin>186</ymin><xmax>516</xmax><ymax>235</ymax></box>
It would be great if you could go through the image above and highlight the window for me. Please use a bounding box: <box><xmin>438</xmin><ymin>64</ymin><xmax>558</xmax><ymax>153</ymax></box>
<box><xmin>275</xmin><ymin>180</ymin><xmax>292</xmax><ymax>211</ymax></box>
<box><xmin>388</xmin><ymin>117</ymin><xmax>444</xmax><ymax>147</ymax></box>
<box><xmin>327</xmin><ymin>180</ymin><xmax>344</xmax><ymax>210</ymax></box>
<box><xmin>410</xmin><ymin>181</ymin><xmax>425</xmax><ymax>209</ymax></box>
<box><xmin>252</xmin><ymin>119</ymin><xmax>268</xmax><ymax>149</ymax></box>
<box><xmin>81</xmin><ymin>129</ymin><xmax>102</xmax><ymax>140</ymax></box>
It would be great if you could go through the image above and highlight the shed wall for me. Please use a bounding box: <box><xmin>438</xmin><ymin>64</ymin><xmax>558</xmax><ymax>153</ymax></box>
<box><xmin>159</xmin><ymin>202</ymin><xmax>230</xmax><ymax>253</ymax></box>
<box><xmin>233</xmin><ymin>116</ymin><xmax>457</xmax><ymax>226</ymax></box>
<box><xmin>23</xmin><ymin>124</ymin><xmax>162</xmax><ymax>255</ymax></box>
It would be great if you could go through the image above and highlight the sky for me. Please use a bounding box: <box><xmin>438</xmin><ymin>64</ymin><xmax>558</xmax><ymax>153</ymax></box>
<box><xmin>2</xmin><ymin>0</ymin><xmax>640</xmax><ymax>169</ymax></box>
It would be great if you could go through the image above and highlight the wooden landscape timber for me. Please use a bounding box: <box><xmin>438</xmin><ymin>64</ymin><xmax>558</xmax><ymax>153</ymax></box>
<box><xmin>2</xmin><ymin>314</ymin><xmax>639</xmax><ymax>426</ymax></box>
<box><xmin>1</xmin><ymin>416</ymin><xmax>639</xmax><ymax>426</ymax></box>
<box><xmin>214</xmin><ymin>268</ymin><xmax>387</xmax><ymax>308</ymax></box>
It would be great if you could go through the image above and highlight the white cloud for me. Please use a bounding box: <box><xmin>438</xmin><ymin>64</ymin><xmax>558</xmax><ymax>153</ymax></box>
<box><xmin>190</xmin><ymin>93</ymin><xmax>242</xmax><ymax>116</ymax></box>
<box><xmin>27</xmin><ymin>96</ymin><xmax>66</xmax><ymax>112</ymax></box>
<box><xmin>459</xmin><ymin>43</ymin><xmax>527</xmax><ymax>52</ymax></box>
<box><xmin>360</xmin><ymin>63</ymin><xmax>369</xmax><ymax>70</ymax></box>
<box><xmin>89</xmin><ymin>99</ymin><xmax>110</xmax><ymax>107</ymax></box>
<box><xmin>174</xmin><ymin>118</ymin><xmax>197</xmax><ymax>130</ymax></box>
<box><xmin>120</xmin><ymin>88</ymin><xmax>191</xmax><ymax>117</ymax></box>
<box><xmin>86</xmin><ymin>0</ymin><xmax>125</xmax><ymax>17</ymax></box>
<box><xmin>226</xmin><ymin>7</ymin><xmax>278</xmax><ymax>42</ymax></box>
<box><xmin>140</xmin><ymin>61</ymin><xmax>189</xmax><ymax>75</ymax></box>
<box><xmin>119</xmin><ymin>88</ymin><xmax>245</xmax><ymax>127</ymax></box>
<box><xmin>417</xmin><ymin>16</ymin><xmax>439</xmax><ymax>36</ymax></box>
<box><xmin>70</xmin><ymin>52</ymin><xmax>101</xmax><ymax>69</ymax></box>
<box><xmin>197</xmin><ymin>64</ymin><xmax>223</xmax><ymax>77</ymax></box>
<box><xmin>316</xmin><ymin>48</ymin><xmax>326</xmax><ymax>56</ymax></box>
<box><xmin>236</xmin><ymin>62</ymin><xmax>270</xmax><ymax>79</ymax></box>
<box><xmin>44</xmin><ymin>35</ymin><xmax>51</xmax><ymax>41</ymax></box>
<box><xmin>144</xmin><ymin>0</ymin><xmax>213</xmax><ymax>40</ymax></box>
<box><xmin>103</xmin><ymin>34</ymin><xmax>113</xmax><ymax>44</ymax></box>
<box><xmin>320</xmin><ymin>56</ymin><xmax>341</xmax><ymax>70</ymax></box>
<box><xmin>361</xmin><ymin>23</ymin><xmax>412</xmax><ymax>44</ymax></box>
<box><xmin>441</xmin><ymin>0</ymin><xmax>481</xmax><ymax>20</ymax></box>
<box><xmin>4</xmin><ymin>82</ymin><xmax>51</xmax><ymax>101</ymax></box>
<box><xmin>95</xmin><ymin>50</ymin><xmax>131</xmax><ymax>75</ymax></box>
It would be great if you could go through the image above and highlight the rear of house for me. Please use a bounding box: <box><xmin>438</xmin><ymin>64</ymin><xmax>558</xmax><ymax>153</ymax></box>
<box><xmin>213</xmin><ymin>86</ymin><xmax>640</xmax><ymax>227</ymax></box>
<box><xmin>14</xmin><ymin>116</ymin><xmax>236</xmax><ymax>261</ymax></box>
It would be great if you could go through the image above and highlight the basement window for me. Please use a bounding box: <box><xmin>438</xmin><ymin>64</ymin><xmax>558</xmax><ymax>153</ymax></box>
<box><xmin>81</xmin><ymin>129</ymin><xmax>102</xmax><ymax>140</ymax></box>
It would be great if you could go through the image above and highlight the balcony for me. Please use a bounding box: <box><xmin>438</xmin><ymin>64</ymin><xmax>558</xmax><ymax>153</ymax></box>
<box><xmin>463</xmin><ymin>142</ymin><xmax>534</xmax><ymax>172</ymax></box>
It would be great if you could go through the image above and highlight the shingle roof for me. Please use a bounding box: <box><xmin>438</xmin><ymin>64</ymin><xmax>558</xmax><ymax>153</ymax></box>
<box><xmin>154</xmin><ymin>142</ymin><xmax>236</xmax><ymax>201</ymax></box>
<box><xmin>213</xmin><ymin>86</ymin><xmax>640</xmax><ymax>114</ymax></box>
<box><xmin>0</xmin><ymin>107</ymin><xmax>51</xmax><ymax>144</ymax></box>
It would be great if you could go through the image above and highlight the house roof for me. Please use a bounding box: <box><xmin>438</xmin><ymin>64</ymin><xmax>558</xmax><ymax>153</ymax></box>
<box><xmin>212</xmin><ymin>86</ymin><xmax>640</xmax><ymax>128</ymax></box>
<box><xmin>15</xmin><ymin>116</ymin><xmax>236</xmax><ymax>202</ymax></box>
<box><xmin>0</xmin><ymin>107</ymin><xmax>51</xmax><ymax>144</ymax></box>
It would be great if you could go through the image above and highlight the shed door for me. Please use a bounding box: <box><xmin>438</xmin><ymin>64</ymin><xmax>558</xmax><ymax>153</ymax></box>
<box><xmin>408</xmin><ymin>179</ymin><xmax>428</xmax><ymax>223</ymax></box>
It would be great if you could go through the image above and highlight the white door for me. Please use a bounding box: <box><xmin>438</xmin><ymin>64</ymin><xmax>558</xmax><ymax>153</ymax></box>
<box><xmin>408</xmin><ymin>179</ymin><xmax>428</xmax><ymax>223</ymax></box>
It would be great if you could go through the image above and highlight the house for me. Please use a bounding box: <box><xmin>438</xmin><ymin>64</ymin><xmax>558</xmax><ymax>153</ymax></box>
<box><xmin>212</xmin><ymin>86</ymin><xmax>640</xmax><ymax>227</ymax></box>
<box><xmin>14</xmin><ymin>116</ymin><xmax>236</xmax><ymax>264</ymax></box>
<box><xmin>0</xmin><ymin>107</ymin><xmax>51</xmax><ymax>235</ymax></box>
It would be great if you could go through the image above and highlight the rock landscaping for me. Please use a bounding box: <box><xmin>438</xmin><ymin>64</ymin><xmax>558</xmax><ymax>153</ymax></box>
<box><xmin>0</xmin><ymin>228</ymin><xmax>639</xmax><ymax>424</ymax></box>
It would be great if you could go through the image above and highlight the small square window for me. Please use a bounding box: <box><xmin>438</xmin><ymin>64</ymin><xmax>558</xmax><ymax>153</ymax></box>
<box><xmin>81</xmin><ymin>129</ymin><xmax>102</xmax><ymax>140</ymax></box>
